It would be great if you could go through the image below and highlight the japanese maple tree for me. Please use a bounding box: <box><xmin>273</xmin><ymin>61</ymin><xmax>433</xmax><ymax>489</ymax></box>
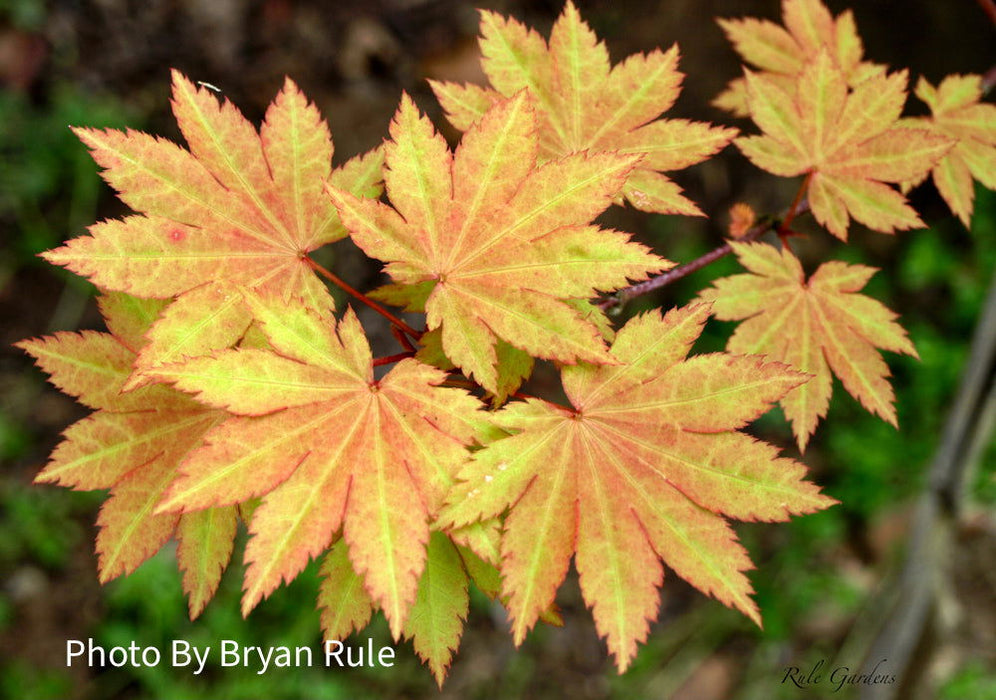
<box><xmin>19</xmin><ymin>0</ymin><xmax>994</xmax><ymax>684</ymax></box>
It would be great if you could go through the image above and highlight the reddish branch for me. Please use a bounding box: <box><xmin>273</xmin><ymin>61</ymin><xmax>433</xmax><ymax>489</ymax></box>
<box><xmin>391</xmin><ymin>325</ymin><xmax>416</xmax><ymax>352</ymax></box>
<box><xmin>305</xmin><ymin>256</ymin><xmax>422</xmax><ymax>340</ymax></box>
<box><xmin>976</xmin><ymin>0</ymin><xmax>996</xmax><ymax>27</ymax></box>
<box><xmin>599</xmin><ymin>196</ymin><xmax>811</xmax><ymax>312</ymax></box>
<box><xmin>373</xmin><ymin>350</ymin><xmax>416</xmax><ymax>367</ymax></box>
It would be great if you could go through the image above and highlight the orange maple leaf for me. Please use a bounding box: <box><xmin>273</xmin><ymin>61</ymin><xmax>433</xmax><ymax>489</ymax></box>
<box><xmin>429</xmin><ymin>1</ymin><xmax>736</xmax><ymax>215</ymax></box>
<box><xmin>17</xmin><ymin>292</ymin><xmax>235</xmax><ymax>617</ymax></box>
<box><xmin>699</xmin><ymin>241</ymin><xmax>918</xmax><ymax>451</ymax></box>
<box><xmin>737</xmin><ymin>51</ymin><xmax>953</xmax><ymax>239</ymax></box>
<box><xmin>903</xmin><ymin>74</ymin><xmax>996</xmax><ymax>227</ymax></box>
<box><xmin>714</xmin><ymin>0</ymin><xmax>885</xmax><ymax>116</ymax></box>
<box><xmin>441</xmin><ymin>304</ymin><xmax>835</xmax><ymax>671</ymax></box>
<box><xmin>42</xmin><ymin>70</ymin><xmax>383</xmax><ymax>382</ymax></box>
<box><xmin>328</xmin><ymin>92</ymin><xmax>670</xmax><ymax>397</ymax></box>
<box><xmin>146</xmin><ymin>290</ymin><xmax>487</xmax><ymax>638</ymax></box>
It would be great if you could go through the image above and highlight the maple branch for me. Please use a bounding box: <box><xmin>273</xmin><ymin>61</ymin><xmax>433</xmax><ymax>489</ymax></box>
<box><xmin>599</xmin><ymin>197</ymin><xmax>811</xmax><ymax>312</ymax></box>
<box><xmin>305</xmin><ymin>257</ymin><xmax>421</xmax><ymax>340</ymax></box>
<box><xmin>373</xmin><ymin>351</ymin><xmax>416</xmax><ymax>367</ymax></box>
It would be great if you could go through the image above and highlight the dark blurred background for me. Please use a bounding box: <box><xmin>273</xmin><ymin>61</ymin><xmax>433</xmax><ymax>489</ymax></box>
<box><xmin>1</xmin><ymin>1</ymin><xmax>993</xmax><ymax>698</ymax></box>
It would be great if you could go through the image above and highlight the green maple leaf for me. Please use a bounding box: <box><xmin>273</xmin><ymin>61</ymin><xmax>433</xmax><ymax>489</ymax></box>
<box><xmin>318</xmin><ymin>525</ymin><xmax>503</xmax><ymax>686</ymax></box>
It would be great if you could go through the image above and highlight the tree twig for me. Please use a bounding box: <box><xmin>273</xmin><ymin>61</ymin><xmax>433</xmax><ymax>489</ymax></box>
<box><xmin>599</xmin><ymin>197</ymin><xmax>811</xmax><ymax>312</ymax></box>
<box><xmin>372</xmin><ymin>350</ymin><xmax>416</xmax><ymax>367</ymax></box>
<box><xmin>975</xmin><ymin>0</ymin><xmax>996</xmax><ymax>28</ymax></box>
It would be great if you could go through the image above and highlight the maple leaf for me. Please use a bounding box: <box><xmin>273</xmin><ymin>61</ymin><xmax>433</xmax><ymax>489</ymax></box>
<box><xmin>318</xmin><ymin>540</ymin><xmax>375</xmax><ymax>645</ymax></box>
<box><xmin>42</xmin><ymin>70</ymin><xmax>383</xmax><ymax>382</ymax></box>
<box><xmin>318</xmin><ymin>522</ymin><xmax>534</xmax><ymax>685</ymax></box>
<box><xmin>146</xmin><ymin>290</ymin><xmax>486</xmax><ymax>637</ymax></box>
<box><xmin>699</xmin><ymin>241</ymin><xmax>918</xmax><ymax>451</ymax></box>
<box><xmin>440</xmin><ymin>304</ymin><xmax>835</xmax><ymax>671</ymax></box>
<box><xmin>318</xmin><ymin>533</ymin><xmax>471</xmax><ymax>686</ymax></box>
<box><xmin>737</xmin><ymin>51</ymin><xmax>953</xmax><ymax>239</ymax></box>
<box><xmin>177</xmin><ymin>505</ymin><xmax>240</xmax><ymax>619</ymax></box>
<box><xmin>16</xmin><ymin>292</ymin><xmax>233</xmax><ymax>610</ymax></box>
<box><xmin>428</xmin><ymin>1</ymin><xmax>736</xmax><ymax>215</ymax></box>
<box><xmin>328</xmin><ymin>92</ymin><xmax>670</xmax><ymax>397</ymax></box>
<box><xmin>902</xmin><ymin>74</ymin><xmax>996</xmax><ymax>227</ymax></box>
<box><xmin>714</xmin><ymin>0</ymin><xmax>886</xmax><ymax>116</ymax></box>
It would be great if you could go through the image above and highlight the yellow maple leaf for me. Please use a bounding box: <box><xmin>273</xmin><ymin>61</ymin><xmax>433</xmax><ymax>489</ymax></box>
<box><xmin>737</xmin><ymin>51</ymin><xmax>953</xmax><ymax>239</ymax></box>
<box><xmin>699</xmin><ymin>241</ymin><xmax>918</xmax><ymax>451</ymax></box>
<box><xmin>43</xmin><ymin>71</ymin><xmax>383</xmax><ymax>385</ymax></box>
<box><xmin>903</xmin><ymin>74</ymin><xmax>996</xmax><ymax>227</ymax></box>
<box><xmin>18</xmin><ymin>292</ymin><xmax>236</xmax><ymax>618</ymax></box>
<box><xmin>714</xmin><ymin>0</ymin><xmax>885</xmax><ymax>116</ymax></box>
<box><xmin>328</xmin><ymin>93</ymin><xmax>670</xmax><ymax>397</ymax></box>
<box><xmin>146</xmin><ymin>290</ymin><xmax>488</xmax><ymax>638</ymax></box>
<box><xmin>441</xmin><ymin>304</ymin><xmax>834</xmax><ymax>670</ymax></box>
<box><xmin>429</xmin><ymin>1</ymin><xmax>736</xmax><ymax>215</ymax></box>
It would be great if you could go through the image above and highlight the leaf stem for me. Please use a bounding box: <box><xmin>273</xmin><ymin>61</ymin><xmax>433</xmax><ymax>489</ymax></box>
<box><xmin>305</xmin><ymin>257</ymin><xmax>421</xmax><ymax>340</ymax></box>
<box><xmin>599</xmin><ymin>196</ymin><xmax>811</xmax><ymax>312</ymax></box>
<box><xmin>372</xmin><ymin>351</ymin><xmax>416</xmax><ymax>367</ymax></box>
<box><xmin>779</xmin><ymin>171</ymin><xmax>813</xmax><ymax>237</ymax></box>
<box><xmin>391</xmin><ymin>325</ymin><xmax>416</xmax><ymax>352</ymax></box>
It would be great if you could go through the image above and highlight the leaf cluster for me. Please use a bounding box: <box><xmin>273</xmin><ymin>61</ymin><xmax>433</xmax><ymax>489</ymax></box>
<box><xmin>18</xmin><ymin>0</ymin><xmax>994</xmax><ymax>683</ymax></box>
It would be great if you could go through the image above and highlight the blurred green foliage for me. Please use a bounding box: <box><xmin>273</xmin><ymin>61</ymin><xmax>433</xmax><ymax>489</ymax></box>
<box><xmin>1</xmin><ymin>660</ymin><xmax>74</xmax><ymax>700</ymax></box>
<box><xmin>0</xmin><ymin>84</ymin><xmax>137</xmax><ymax>266</ymax></box>
<box><xmin>0</xmin><ymin>0</ymin><xmax>45</xmax><ymax>30</ymax></box>
<box><xmin>0</xmin><ymin>486</ymin><xmax>100</xmax><ymax>569</ymax></box>
<box><xmin>940</xmin><ymin>661</ymin><xmax>996</xmax><ymax>700</ymax></box>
